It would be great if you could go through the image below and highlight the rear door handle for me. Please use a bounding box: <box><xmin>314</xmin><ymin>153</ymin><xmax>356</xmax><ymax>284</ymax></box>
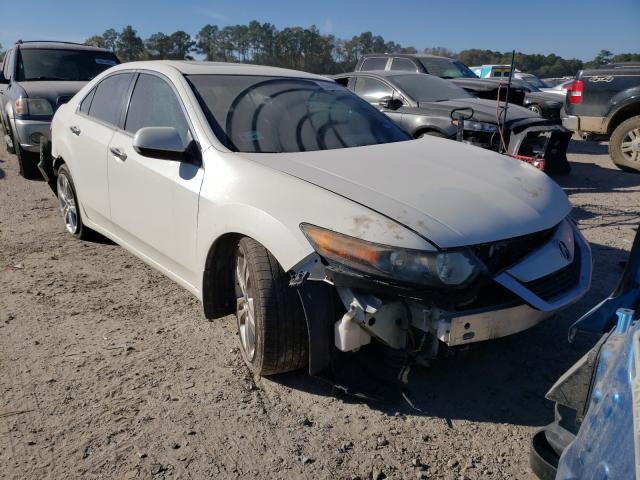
<box><xmin>69</xmin><ymin>126</ymin><xmax>81</xmax><ymax>136</ymax></box>
<box><xmin>109</xmin><ymin>147</ymin><xmax>127</xmax><ymax>161</ymax></box>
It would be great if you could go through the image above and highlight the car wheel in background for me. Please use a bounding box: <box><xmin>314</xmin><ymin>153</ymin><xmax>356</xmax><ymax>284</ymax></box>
<box><xmin>610</xmin><ymin>116</ymin><xmax>640</xmax><ymax>173</ymax></box>
<box><xmin>234</xmin><ymin>237</ymin><xmax>308</xmax><ymax>376</ymax></box>
<box><xmin>56</xmin><ymin>164</ymin><xmax>91</xmax><ymax>239</ymax></box>
<box><xmin>4</xmin><ymin>122</ymin><xmax>16</xmax><ymax>154</ymax></box>
<box><xmin>417</xmin><ymin>131</ymin><xmax>446</xmax><ymax>139</ymax></box>
<box><xmin>527</xmin><ymin>104</ymin><xmax>542</xmax><ymax>115</ymax></box>
<box><xmin>13</xmin><ymin>127</ymin><xmax>41</xmax><ymax>179</ymax></box>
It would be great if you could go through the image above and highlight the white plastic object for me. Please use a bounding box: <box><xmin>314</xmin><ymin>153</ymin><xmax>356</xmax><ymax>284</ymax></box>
<box><xmin>334</xmin><ymin>306</ymin><xmax>371</xmax><ymax>352</ymax></box>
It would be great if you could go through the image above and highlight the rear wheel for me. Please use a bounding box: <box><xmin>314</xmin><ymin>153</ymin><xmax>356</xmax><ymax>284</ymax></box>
<box><xmin>610</xmin><ymin>116</ymin><xmax>640</xmax><ymax>173</ymax></box>
<box><xmin>234</xmin><ymin>237</ymin><xmax>308</xmax><ymax>375</ymax></box>
<box><xmin>3</xmin><ymin>120</ymin><xmax>16</xmax><ymax>154</ymax></box>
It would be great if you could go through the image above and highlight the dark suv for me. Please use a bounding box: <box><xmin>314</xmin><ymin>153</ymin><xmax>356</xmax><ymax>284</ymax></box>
<box><xmin>0</xmin><ymin>41</ymin><xmax>119</xmax><ymax>178</ymax></box>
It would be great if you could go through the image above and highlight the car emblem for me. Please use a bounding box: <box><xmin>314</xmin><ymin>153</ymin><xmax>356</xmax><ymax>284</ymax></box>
<box><xmin>558</xmin><ymin>241</ymin><xmax>571</xmax><ymax>260</ymax></box>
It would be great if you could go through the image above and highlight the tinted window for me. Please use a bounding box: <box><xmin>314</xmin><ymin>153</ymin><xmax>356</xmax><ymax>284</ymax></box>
<box><xmin>125</xmin><ymin>74</ymin><xmax>190</xmax><ymax>144</ymax></box>
<box><xmin>354</xmin><ymin>77</ymin><xmax>394</xmax><ymax>103</ymax></box>
<box><xmin>361</xmin><ymin>57</ymin><xmax>388</xmax><ymax>71</ymax></box>
<box><xmin>390</xmin><ymin>74</ymin><xmax>472</xmax><ymax>103</ymax></box>
<box><xmin>79</xmin><ymin>89</ymin><xmax>95</xmax><ymax>114</ymax></box>
<box><xmin>88</xmin><ymin>73</ymin><xmax>133</xmax><ymax>126</ymax></box>
<box><xmin>16</xmin><ymin>48</ymin><xmax>119</xmax><ymax>82</ymax></box>
<box><xmin>187</xmin><ymin>75</ymin><xmax>409</xmax><ymax>153</ymax></box>
<box><xmin>418</xmin><ymin>57</ymin><xmax>478</xmax><ymax>79</ymax></box>
<box><xmin>391</xmin><ymin>58</ymin><xmax>417</xmax><ymax>72</ymax></box>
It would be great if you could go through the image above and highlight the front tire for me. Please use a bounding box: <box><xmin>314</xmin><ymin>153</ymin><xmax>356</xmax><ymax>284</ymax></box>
<box><xmin>527</xmin><ymin>104</ymin><xmax>542</xmax><ymax>115</ymax></box>
<box><xmin>56</xmin><ymin>164</ymin><xmax>91</xmax><ymax>239</ymax></box>
<box><xmin>234</xmin><ymin>237</ymin><xmax>308</xmax><ymax>376</ymax></box>
<box><xmin>610</xmin><ymin>116</ymin><xmax>640</xmax><ymax>173</ymax></box>
<box><xmin>13</xmin><ymin>127</ymin><xmax>40</xmax><ymax>179</ymax></box>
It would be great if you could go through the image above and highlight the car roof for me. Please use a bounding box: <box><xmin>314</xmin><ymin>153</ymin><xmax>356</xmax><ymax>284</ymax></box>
<box><xmin>361</xmin><ymin>53</ymin><xmax>456</xmax><ymax>61</ymax></box>
<box><xmin>14</xmin><ymin>41</ymin><xmax>113</xmax><ymax>53</ymax></box>
<box><xmin>334</xmin><ymin>70</ymin><xmax>431</xmax><ymax>79</ymax></box>
<box><xmin>109</xmin><ymin>60</ymin><xmax>329</xmax><ymax>80</ymax></box>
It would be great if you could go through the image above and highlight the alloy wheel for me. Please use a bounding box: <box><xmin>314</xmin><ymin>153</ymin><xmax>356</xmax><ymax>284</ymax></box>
<box><xmin>235</xmin><ymin>249</ymin><xmax>256</xmax><ymax>360</ymax></box>
<box><xmin>57</xmin><ymin>174</ymin><xmax>79</xmax><ymax>234</ymax></box>
<box><xmin>620</xmin><ymin>127</ymin><xmax>640</xmax><ymax>164</ymax></box>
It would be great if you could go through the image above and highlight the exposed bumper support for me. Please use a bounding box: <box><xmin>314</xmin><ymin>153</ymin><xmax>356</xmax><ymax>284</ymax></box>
<box><xmin>508</xmin><ymin>124</ymin><xmax>573</xmax><ymax>175</ymax></box>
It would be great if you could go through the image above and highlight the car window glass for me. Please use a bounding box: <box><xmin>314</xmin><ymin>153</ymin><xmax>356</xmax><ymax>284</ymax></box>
<box><xmin>4</xmin><ymin>50</ymin><xmax>13</xmax><ymax>78</ymax></box>
<box><xmin>15</xmin><ymin>49</ymin><xmax>119</xmax><ymax>82</ymax></box>
<box><xmin>124</xmin><ymin>74</ymin><xmax>190</xmax><ymax>145</ymax></box>
<box><xmin>418</xmin><ymin>57</ymin><xmax>477</xmax><ymax>79</ymax></box>
<box><xmin>361</xmin><ymin>57</ymin><xmax>388</xmax><ymax>71</ymax></box>
<box><xmin>187</xmin><ymin>74</ymin><xmax>410</xmax><ymax>153</ymax></box>
<box><xmin>79</xmin><ymin>89</ymin><xmax>95</xmax><ymax>114</ymax></box>
<box><xmin>88</xmin><ymin>73</ymin><xmax>133</xmax><ymax>126</ymax></box>
<box><xmin>390</xmin><ymin>58</ymin><xmax>417</xmax><ymax>72</ymax></box>
<box><xmin>353</xmin><ymin>77</ymin><xmax>393</xmax><ymax>102</ymax></box>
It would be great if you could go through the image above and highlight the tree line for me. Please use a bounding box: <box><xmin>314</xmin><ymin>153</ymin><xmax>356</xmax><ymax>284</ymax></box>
<box><xmin>1</xmin><ymin>24</ymin><xmax>639</xmax><ymax>78</ymax></box>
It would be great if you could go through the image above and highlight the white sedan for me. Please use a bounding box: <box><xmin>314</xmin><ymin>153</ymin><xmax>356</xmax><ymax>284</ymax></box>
<box><xmin>47</xmin><ymin>61</ymin><xmax>592</xmax><ymax>377</ymax></box>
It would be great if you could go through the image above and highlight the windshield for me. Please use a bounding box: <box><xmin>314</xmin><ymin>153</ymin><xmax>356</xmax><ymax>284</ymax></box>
<box><xmin>16</xmin><ymin>49</ymin><xmax>119</xmax><ymax>82</ymax></box>
<box><xmin>391</xmin><ymin>74</ymin><xmax>473</xmax><ymax>102</ymax></box>
<box><xmin>418</xmin><ymin>57</ymin><xmax>478</xmax><ymax>79</ymax></box>
<box><xmin>187</xmin><ymin>75</ymin><xmax>411</xmax><ymax>153</ymax></box>
<box><xmin>521</xmin><ymin>75</ymin><xmax>548</xmax><ymax>89</ymax></box>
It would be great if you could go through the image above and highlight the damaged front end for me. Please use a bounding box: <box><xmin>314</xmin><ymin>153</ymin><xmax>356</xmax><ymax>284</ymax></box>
<box><xmin>463</xmin><ymin>117</ymin><xmax>573</xmax><ymax>176</ymax></box>
<box><xmin>291</xmin><ymin>218</ymin><xmax>592</xmax><ymax>397</ymax></box>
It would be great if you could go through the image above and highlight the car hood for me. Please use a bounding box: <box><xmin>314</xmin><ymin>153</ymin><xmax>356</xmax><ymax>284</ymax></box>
<box><xmin>18</xmin><ymin>81</ymin><xmax>87</xmax><ymax>110</ymax></box>
<box><xmin>416</xmin><ymin>97</ymin><xmax>538</xmax><ymax>124</ymax></box>
<box><xmin>525</xmin><ymin>91</ymin><xmax>564</xmax><ymax>105</ymax></box>
<box><xmin>239</xmin><ymin>137</ymin><xmax>571</xmax><ymax>248</ymax></box>
<box><xmin>450</xmin><ymin>77</ymin><xmax>524</xmax><ymax>93</ymax></box>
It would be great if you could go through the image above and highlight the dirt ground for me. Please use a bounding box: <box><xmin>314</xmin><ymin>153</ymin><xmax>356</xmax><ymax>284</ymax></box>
<box><xmin>1</xmin><ymin>139</ymin><xmax>639</xmax><ymax>480</ymax></box>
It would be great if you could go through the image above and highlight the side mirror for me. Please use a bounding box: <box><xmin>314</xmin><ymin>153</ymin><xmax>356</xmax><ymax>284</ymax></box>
<box><xmin>133</xmin><ymin>126</ymin><xmax>192</xmax><ymax>162</ymax></box>
<box><xmin>378</xmin><ymin>96</ymin><xmax>403</xmax><ymax>110</ymax></box>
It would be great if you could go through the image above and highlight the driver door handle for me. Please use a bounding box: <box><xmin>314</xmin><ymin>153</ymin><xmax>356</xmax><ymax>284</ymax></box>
<box><xmin>69</xmin><ymin>126</ymin><xmax>81</xmax><ymax>136</ymax></box>
<box><xmin>110</xmin><ymin>147</ymin><xmax>127</xmax><ymax>161</ymax></box>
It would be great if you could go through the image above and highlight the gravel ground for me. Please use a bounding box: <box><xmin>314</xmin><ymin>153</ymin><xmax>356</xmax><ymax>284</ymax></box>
<box><xmin>1</xmin><ymin>139</ymin><xmax>639</xmax><ymax>480</ymax></box>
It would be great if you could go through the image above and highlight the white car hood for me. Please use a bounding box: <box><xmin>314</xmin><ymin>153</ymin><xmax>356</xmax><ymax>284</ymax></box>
<box><xmin>240</xmin><ymin>137</ymin><xmax>571</xmax><ymax>248</ymax></box>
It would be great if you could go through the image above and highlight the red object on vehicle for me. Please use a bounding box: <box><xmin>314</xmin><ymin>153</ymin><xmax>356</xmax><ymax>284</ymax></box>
<box><xmin>509</xmin><ymin>154</ymin><xmax>546</xmax><ymax>172</ymax></box>
<box><xmin>567</xmin><ymin>80</ymin><xmax>584</xmax><ymax>104</ymax></box>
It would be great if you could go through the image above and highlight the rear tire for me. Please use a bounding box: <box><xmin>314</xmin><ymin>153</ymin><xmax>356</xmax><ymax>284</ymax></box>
<box><xmin>4</xmin><ymin>121</ymin><xmax>16</xmax><ymax>154</ymax></box>
<box><xmin>56</xmin><ymin>164</ymin><xmax>92</xmax><ymax>239</ymax></box>
<box><xmin>234</xmin><ymin>237</ymin><xmax>308</xmax><ymax>376</ymax></box>
<box><xmin>610</xmin><ymin>116</ymin><xmax>640</xmax><ymax>173</ymax></box>
<box><xmin>13</xmin><ymin>126</ymin><xmax>40</xmax><ymax>179</ymax></box>
<box><xmin>528</xmin><ymin>104</ymin><xmax>542</xmax><ymax>115</ymax></box>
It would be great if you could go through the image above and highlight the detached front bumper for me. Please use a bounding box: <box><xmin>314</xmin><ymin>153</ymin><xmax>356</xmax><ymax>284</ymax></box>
<box><xmin>11</xmin><ymin>118</ymin><xmax>51</xmax><ymax>152</ymax></box>
<box><xmin>294</xmin><ymin>219</ymin><xmax>592</xmax><ymax>376</ymax></box>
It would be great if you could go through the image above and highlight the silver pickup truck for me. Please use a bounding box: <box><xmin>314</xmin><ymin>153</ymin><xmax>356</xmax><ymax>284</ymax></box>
<box><xmin>0</xmin><ymin>40</ymin><xmax>119</xmax><ymax>178</ymax></box>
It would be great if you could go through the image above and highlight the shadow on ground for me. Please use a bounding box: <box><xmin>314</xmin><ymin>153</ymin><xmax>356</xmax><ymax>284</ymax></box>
<box><xmin>270</xmin><ymin>239</ymin><xmax>629</xmax><ymax>427</ymax></box>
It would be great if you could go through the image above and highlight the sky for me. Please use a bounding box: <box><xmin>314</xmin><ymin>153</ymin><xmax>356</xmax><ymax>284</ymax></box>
<box><xmin>0</xmin><ymin>0</ymin><xmax>638</xmax><ymax>61</ymax></box>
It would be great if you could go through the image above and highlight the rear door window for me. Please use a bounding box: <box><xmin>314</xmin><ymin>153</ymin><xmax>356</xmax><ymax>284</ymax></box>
<box><xmin>87</xmin><ymin>73</ymin><xmax>134</xmax><ymax>127</ymax></box>
<box><xmin>124</xmin><ymin>73</ymin><xmax>190</xmax><ymax>144</ymax></box>
<box><xmin>390</xmin><ymin>58</ymin><xmax>418</xmax><ymax>72</ymax></box>
<box><xmin>361</xmin><ymin>57</ymin><xmax>389</xmax><ymax>71</ymax></box>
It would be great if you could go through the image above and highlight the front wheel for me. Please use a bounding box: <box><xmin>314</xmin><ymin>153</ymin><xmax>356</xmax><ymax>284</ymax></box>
<box><xmin>234</xmin><ymin>237</ymin><xmax>308</xmax><ymax>376</ymax></box>
<box><xmin>610</xmin><ymin>116</ymin><xmax>640</xmax><ymax>173</ymax></box>
<box><xmin>13</xmin><ymin>127</ymin><xmax>40</xmax><ymax>179</ymax></box>
<box><xmin>56</xmin><ymin>164</ymin><xmax>92</xmax><ymax>239</ymax></box>
<box><xmin>527</xmin><ymin>104</ymin><xmax>542</xmax><ymax>115</ymax></box>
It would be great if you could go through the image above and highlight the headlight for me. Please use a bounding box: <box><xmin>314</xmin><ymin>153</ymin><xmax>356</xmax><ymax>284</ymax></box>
<box><xmin>15</xmin><ymin>97</ymin><xmax>53</xmax><ymax>116</ymax></box>
<box><xmin>463</xmin><ymin>121</ymin><xmax>497</xmax><ymax>133</ymax></box>
<box><xmin>300</xmin><ymin>223</ymin><xmax>482</xmax><ymax>288</ymax></box>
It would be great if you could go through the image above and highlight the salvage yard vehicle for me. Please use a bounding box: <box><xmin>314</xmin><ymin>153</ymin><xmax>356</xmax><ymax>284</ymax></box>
<box><xmin>333</xmin><ymin>71</ymin><xmax>571</xmax><ymax>174</ymax></box>
<box><xmin>0</xmin><ymin>40</ymin><xmax>119</xmax><ymax>178</ymax></box>
<box><xmin>563</xmin><ymin>64</ymin><xmax>640</xmax><ymax>172</ymax></box>
<box><xmin>356</xmin><ymin>54</ymin><xmax>528</xmax><ymax>107</ymax></box>
<box><xmin>46</xmin><ymin>61</ymin><xmax>592</xmax><ymax>380</ymax></box>
<box><xmin>530</xmin><ymin>227</ymin><xmax>640</xmax><ymax>480</ymax></box>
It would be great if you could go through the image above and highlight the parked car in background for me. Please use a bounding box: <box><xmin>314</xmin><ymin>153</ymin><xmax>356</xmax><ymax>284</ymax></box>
<box><xmin>530</xmin><ymin>227</ymin><xmax>640</xmax><ymax>480</ymax></box>
<box><xmin>507</xmin><ymin>78</ymin><xmax>565</xmax><ymax>119</ymax></box>
<box><xmin>0</xmin><ymin>40</ymin><xmax>119</xmax><ymax>178</ymax></box>
<box><xmin>470</xmin><ymin>64</ymin><xmax>513</xmax><ymax>78</ymax></box>
<box><xmin>563</xmin><ymin>64</ymin><xmax>640</xmax><ymax>172</ymax></box>
<box><xmin>332</xmin><ymin>71</ymin><xmax>571</xmax><ymax>174</ymax></box>
<box><xmin>46</xmin><ymin>61</ymin><xmax>591</xmax><ymax>381</ymax></box>
<box><xmin>356</xmin><ymin>54</ymin><xmax>527</xmax><ymax>106</ymax></box>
